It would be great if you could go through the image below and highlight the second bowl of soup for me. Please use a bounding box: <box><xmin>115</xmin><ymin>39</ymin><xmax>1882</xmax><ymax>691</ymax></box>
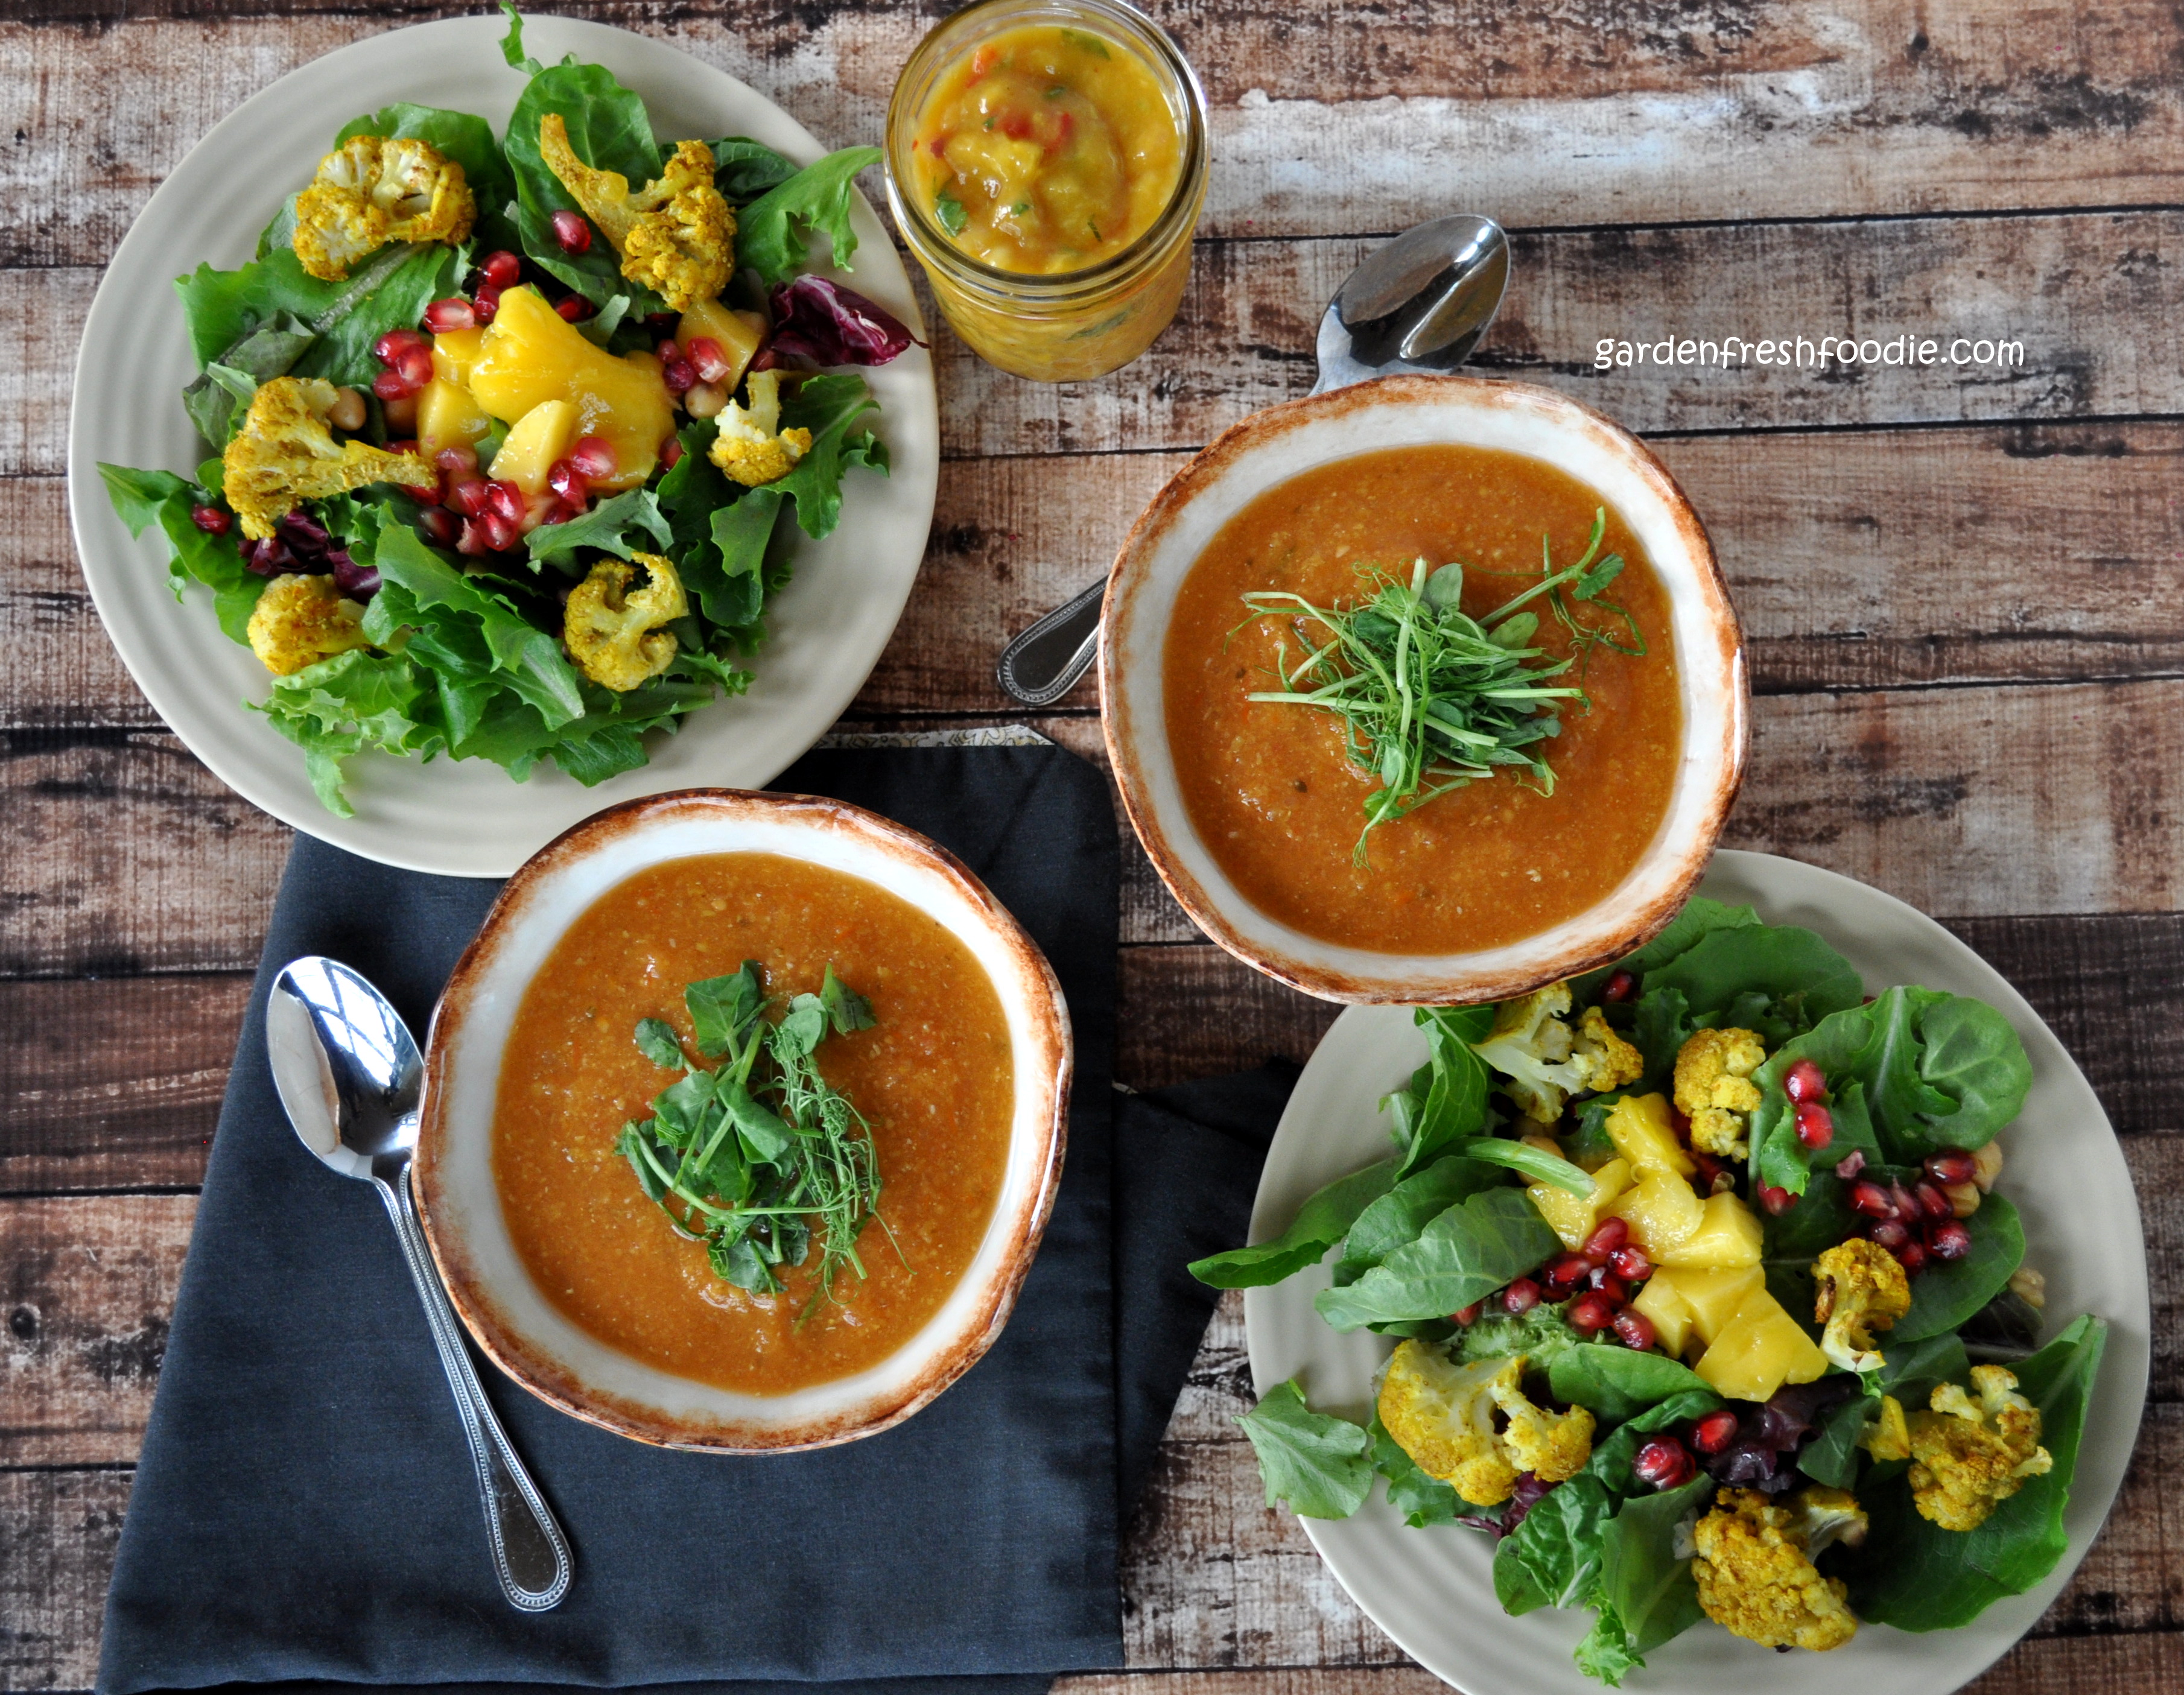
<box><xmin>1103</xmin><ymin>375</ymin><xmax>1745</xmax><ymax>1003</ymax></box>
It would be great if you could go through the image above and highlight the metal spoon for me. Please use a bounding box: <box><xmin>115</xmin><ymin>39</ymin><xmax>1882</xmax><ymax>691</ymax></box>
<box><xmin>993</xmin><ymin>213</ymin><xmax>1511</xmax><ymax>708</ymax></box>
<box><xmin>266</xmin><ymin>955</ymin><xmax>574</xmax><ymax>1613</ymax></box>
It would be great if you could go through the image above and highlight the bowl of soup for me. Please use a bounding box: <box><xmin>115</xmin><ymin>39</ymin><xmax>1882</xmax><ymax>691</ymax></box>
<box><xmin>414</xmin><ymin>789</ymin><xmax>1071</xmax><ymax>1451</ymax></box>
<box><xmin>1103</xmin><ymin>374</ymin><xmax>1745</xmax><ymax>1003</ymax></box>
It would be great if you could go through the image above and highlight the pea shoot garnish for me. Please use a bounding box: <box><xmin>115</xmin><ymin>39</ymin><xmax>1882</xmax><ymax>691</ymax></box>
<box><xmin>1239</xmin><ymin>508</ymin><xmax>1646</xmax><ymax>862</ymax></box>
<box><xmin>615</xmin><ymin>962</ymin><xmax>897</xmax><ymax>1315</ymax></box>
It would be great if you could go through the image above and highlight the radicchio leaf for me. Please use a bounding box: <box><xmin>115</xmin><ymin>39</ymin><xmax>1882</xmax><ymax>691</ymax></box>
<box><xmin>766</xmin><ymin>275</ymin><xmax>921</xmax><ymax>367</ymax></box>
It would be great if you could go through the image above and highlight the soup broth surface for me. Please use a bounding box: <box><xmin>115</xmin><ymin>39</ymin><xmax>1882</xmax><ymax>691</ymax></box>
<box><xmin>1163</xmin><ymin>445</ymin><xmax>1683</xmax><ymax>955</ymax></box>
<box><xmin>492</xmin><ymin>852</ymin><xmax>1014</xmax><ymax>1396</ymax></box>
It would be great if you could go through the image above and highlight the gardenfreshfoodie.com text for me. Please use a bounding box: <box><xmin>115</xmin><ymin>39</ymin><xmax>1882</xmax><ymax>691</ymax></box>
<box><xmin>1592</xmin><ymin>334</ymin><xmax>2027</xmax><ymax>371</ymax></box>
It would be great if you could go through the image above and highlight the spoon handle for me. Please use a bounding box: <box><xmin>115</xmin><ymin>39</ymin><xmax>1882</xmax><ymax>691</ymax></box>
<box><xmin>378</xmin><ymin>1167</ymin><xmax>574</xmax><ymax>1612</ymax></box>
<box><xmin>995</xmin><ymin>576</ymin><xmax>1105</xmax><ymax>707</ymax></box>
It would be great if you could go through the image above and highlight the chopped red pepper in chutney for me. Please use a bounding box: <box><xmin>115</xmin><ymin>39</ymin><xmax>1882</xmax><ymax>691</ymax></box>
<box><xmin>910</xmin><ymin>24</ymin><xmax>1184</xmax><ymax>274</ymax></box>
<box><xmin>1162</xmin><ymin>446</ymin><xmax>1685</xmax><ymax>956</ymax></box>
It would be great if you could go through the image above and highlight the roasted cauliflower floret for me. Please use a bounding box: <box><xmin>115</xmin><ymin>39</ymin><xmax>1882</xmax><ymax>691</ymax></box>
<box><xmin>222</xmin><ymin>378</ymin><xmax>433</xmax><ymax>541</ymax></box>
<box><xmin>1859</xmin><ymin>1392</ymin><xmax>1912</xmax><ymax>1462</ymax></box>
<box><xmin>1471</xmin><ymin>984</ymin><xmax>1645</xmax><ymax>1123</ymax></box>
<box><xmin>291</xmin><ymin>135</ymin><xmax>476</xmax><ymax>281</ymax></box>
<box><xmin>562</xmin><ymin>551</ymin><xmax>687</xmax><ymax>692</ymax></box>
<box><xmin>706</xmin><ymin>370</ymin><xmax>815</xmax><ymax>488</ymax></box>
<box><xmin>538</xmin><ymin>117</ymin><xmax>732</xmax><ymax>311</ymax></box>
<box><xmin>1906</xmin><ymin>1364</ymin><xmax>2052</xmax><ymax>1531</ymax></box>
<box><xmin>1673</xmin><ymin>1026</ymin><xmax>1766</xmax><ymax>1159</ymax></box>
<box><xmin>1376</xmin><ymin>1340</ymin><xmax>1594</xmax><ymax>1507</ymax></box>
<box><xmin>246</xmin><ymin>574</ymin><xmax>372</xmax><ymax>676</ymax></box>
<box><xmin>1691</xmin><ymin>1487</ymin><xmax>1862</xmax><ymax>1653</ymax></box>
<box><xmin>1812</xmin><ymin>1238</ymin><xmax>1913</xmax><ymax>1373</ymax></box>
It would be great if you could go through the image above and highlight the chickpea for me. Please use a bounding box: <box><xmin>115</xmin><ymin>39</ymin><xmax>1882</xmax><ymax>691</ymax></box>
<box><xmin>327</xmin><ymin>387</ymin><xmax>367</xmax><ymax>432</ymax></box>
<box><xmin>684</xmin><ymin>381</ymin><xmax>728</xmax><ymax>419</ymax></box>
<box><xmin>2008</xmin><ymin>1264</ymin><xmax>2046</xmax><ymax>1309</ymax></box>
<box><xmin>1941</xmin><ymin>1179</ymin><xmax>1982</xmax><ymax>1218</ymax></box>
<box><xmin>382</xmin><ymin>391</ymin><xmax>419</xmax><ymax>431</ymax></box>
<box><xmin>1970</xmin><ymin>1139</ymin><xmax>2004</xmax><ymax>1193</ymax></box>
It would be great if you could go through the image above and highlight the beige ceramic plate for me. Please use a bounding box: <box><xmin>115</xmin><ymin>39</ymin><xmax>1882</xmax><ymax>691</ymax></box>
<box><xmin>416</xmin><ymin>789</ymin><xmax>1071</xmax><ymax>1451</ymax></box>
<box><xmin>66</xmin><ymin>15</ymin><xmax>938</xmax><ymax>877</ymax></box>
<box><xmin>1102</xmin><ymin>374</ymin><xmax>1745</xmax><ymax>1005</ymax></box>
<box><xmin>1243</xmin><ymin>849</ymin><xmax>2149</xmax><ymax>1694</ymax></box>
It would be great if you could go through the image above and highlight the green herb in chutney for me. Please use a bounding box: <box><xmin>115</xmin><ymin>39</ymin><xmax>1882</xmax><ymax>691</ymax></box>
<box><xmin>615</xmin><ymin>962</ymin><xmax>894</xmax><ymax>1313</ymax></box>
<box><xmin>1239</xmin><ymin>508</ymin><xmax>1646</xmax><ymax>863</ymax></box>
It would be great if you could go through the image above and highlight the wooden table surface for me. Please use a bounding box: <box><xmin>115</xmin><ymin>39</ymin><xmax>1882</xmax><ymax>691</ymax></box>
<box><xmin>5</xmin><ymin>0</ymin><xmax>2182</xmax><ymax>1689</ymax></box>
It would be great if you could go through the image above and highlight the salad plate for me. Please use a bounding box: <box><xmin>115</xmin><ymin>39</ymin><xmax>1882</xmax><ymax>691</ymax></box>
<box><xmin>1242</xmin><ymin>848</ymin><xmax>2148</xmax><ymax>1695</ymax></box>
<box><xmin>66</xmin><ymin>13</ymin><xmax>939</xmax><ymax>878</ymax></box>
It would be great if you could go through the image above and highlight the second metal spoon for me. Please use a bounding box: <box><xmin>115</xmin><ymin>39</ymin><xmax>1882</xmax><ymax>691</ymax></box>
<box><xmin>993</xmin><ymin>213</ymin><xmax>1511</xmax><ymax>708</ymax></box>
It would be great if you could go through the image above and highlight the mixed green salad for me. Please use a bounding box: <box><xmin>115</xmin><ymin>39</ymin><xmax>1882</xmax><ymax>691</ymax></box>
<box><xmin>1199</xmin><ymin>899</ymin><xmax>2107</xmax><ymax>1683</ymax></box>
<box><xmin>98</xmin><ymin>4</ymin><xmax>915</xmax><ymax>816</ymax></box>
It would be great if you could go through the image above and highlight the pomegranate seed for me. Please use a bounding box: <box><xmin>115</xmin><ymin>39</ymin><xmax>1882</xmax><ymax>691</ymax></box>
<box><xmin>1689</xmin><ymin>1409</ymin><xmax>1741</xmax><ymax>1455</ymax></box>
<box><xmin>1583</xmin><ymin>1218</ymin><xmax>1629</xmax><ymax>1258</ymax></box>
<box><xmin>555</xmin><ymin>294</ymin><xmax>593</xmax><ymax>322</ymax></box>
<box><xmin>1914</xmin><ymin>1181</ymin><xmax>1953</xmax><ymax>1220</ymax></box>
<box><xmin>480</xmin><ymin>250</ymin><xmax>522</xmax><ymax>289</ymax></box>
<box><xmin>1925</xmin><ymin>1148</ymin><xmax>1979</xmax><ymax>1186</ymax></box>
<box><xmin>446</xmin><ymin>477</ymin><xmax>490</xmax><ymax>518</ymax></box>
<box><xmin>407</xmin><ymin>473</ymin><xmax>442</xmax><ymax>505</ymax></box>
<box><xmin>1851</xmin><ymin>1179</ymin><xmax>1896</xmax><ymax>1218</ymax></box>
<box><xmin>478</xmin><ymin>510</ymin><xmax>519</xmax><ymax>553</ymax></box>
<box><xmin>472</xmin><ymin>285</ymin><xmax>501</xmax><ymax>325</ymax></box>
<box><xmin>518</xmin><ymin>491</ymin><xmax>561</xmax><ymax>535</ymax></box>
<box><xmin>1502</xmin><ymin>1278</ymin><xmax>1542</xmax><ymax>1316</ymax></box>
<box><xmin>1588</xmin><ymin>1270</ymin><xmax>1629</xmax><ymax>1306</ymax></box>
<box><xmin>1601</xmin><ymin>969</ymin><xmax>1636</xmax><ymax>1003</ymax></box>
<box><xmin>1894</xmin><ymin>1239</ymin><xmax>1929</xmax><ymax>1276</ymax></box>
<box><xmin>1613</xmin><ymin>1309</ymin><xmax>1657</xmax><ymax>1351</ymax></box>
<box><xmin>1691</xmin><ymin>1151</ymin><xmax>1726</xmax><ymax>1192</ymax></box>
<box><xmin>1783</xmin><ymin>1059</ymin><xmax>1826</xmax><ymax>1103</ymax></box>
<box><xmin>1835</xmin><ymin>1148</ymin><xmax>1867</xmax><ymax>1180</ymax></box>
<box><xmin>422</xmin><ymin>296</ymin><xmax>477</xmax><ymax>334</ymax></box>
<box><xmin>1889</xmin><ymin>1181</ymin><xmax>1923</xmax><ymax>1223</ymax></box>
<box><xmin>687</xmin><ymin>336</ymin><xmax>731</xmax><ymax>382</ymax></box>
<box><xmin>373</xmin><ymin>327</ymin><xmax>428</xmax><ymax>364</ymax></box>
<box><xmin>416</xmin><ymin>506</ymin><xmax>459</xmax><ymax>547</ymax></box>
<box><xmin>547</xmin><ymin>458</ymin><xmax>588</xmax><ymax>502</ymax></box>
<box><xmin>550</xmin><ymin>210</ymin><xmax>592</xmax><ymax>254</ymax></box>
<box><xmin>1546</xmin><ymin>1253</ymin><xmax>1593</xmax><ymax>1291</ymax></box>
<box><xmin>662</xmin><ymin>356</ymin><xmax>698</xmax><ymax>395</ymax></box>
<box><xmin>1926</xmin><ymin>1218</ymin><xmax>1972</xmax><ymax>1261</ymax></box>
<box><xmin>1794</xmin><ymin>1101</ymin><xmax>1834</xmax><ymax>1150</ymax></box>
<box><xmin>434</xmin><ymin>445</ymin><xmax>479</xmax><ymax>477</ymax></box>
<box><xmin>1451</xmin><ymin>1301</ymin><xmax>1484</xmax><ymax>1326</ymax></box>
<box><xmin>189</xmin><ymin>504</ymin><xmax>230</xmax><ymax>536</ymax></box>
<box><xmin>656</xmin><ymin>338</ymin><xmax>682</xmax><ymax>362</ymax></box>
<box><xmin>1668</xmin><ymin>1106</ymin><xmax>1692</xmax><ymax>1140</ymax></box>
<box><xmin>393</xmin><ymin>345</ymin><xmax>435</xmax><ymax>390</ymax></box>
<box><xmin>568</xmin><ymin>437</ymin><xmax>618</xmax><ymax>480</ymax></box>
<box><xmin>1567</xmin><ymin>1291</ymin><xmax>1615</xmax><ymax>1333</ymax></box>
<box><xmin>457</xmin><ymin>518</ymin><xmax>490</xmax><ymax>556</ymax></box>
<box><xmin>1757</xmin><ymin>1182</ymin><xmax>1795</xmax><ymax>1216</ymax></box>
<box><xmin>372</xmin><ymin>366</ymin><xmax>418</xmax><ymax>401</ymax></box>
<box><xmin>485</xmin><ymin>480</ymin><xmax>526</xmax><ymax>524</ymax></box>
<box><xmin>1610</xmin><ymin>1246</ymin><xmax>1652</xmax><ymax>1282</ymax></box>
<box><xmin>661</xmin><ymin>435</ymin><xmax>685</xmax><ymax>469</ymax></box>
<box><xmin>1633</xmin><ymin>1437</ymin><xmax>1695</xmax><ymax>1490</ymax></box>
<box><xmin>1870</xmin><ymin>1217</ymin><xmax>1911</xmax><ymax>1251</ymax></box>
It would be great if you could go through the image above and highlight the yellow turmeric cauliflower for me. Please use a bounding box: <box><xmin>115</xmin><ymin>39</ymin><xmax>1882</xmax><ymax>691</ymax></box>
<box><xmin>1673</xmin><ymin>1026</ymin><xmax>1766</xmax><ymax>1159</ymax></box>
<box><xmin>707</xmin><ymin>370</ymin><xmax>815</xmax><ymax>489</ymax></box>
<box><xmin>563</xmin><ymin>551</ymin><xmax>687</xmax><ymax>692</ymax></box>
<box><xmin>291</xmin><ymin>135</ymin><xmax>476</xmax><ymax>282</ymax></box>
<box><xmin>1906</xmin><ymin>1364</ymin><xmax>2052</xmax><ymax>1531</ymax></box>
<box><xmin>1811</xmin><ymin>1238</ymin><xmax>1912</xmax><ymax>1373</ymax></box>
<box><xmin>1859</xmin><ymin>1393</ymin><xmax>1911</xmax><ymax>1462</ymax></box>
<box><xmin>222</xmin><ymin>378</ymin><xmax>433</xmax><ymax>542</ymax></box>
<box><xmin>1376</xmin><ymin>1340</ymin><xmax>1594</xmax><ymax>1506</ymax></box>
<box><xmin>246</xmin><ymin>574</ymin><xmax>372</xmax><ymax>676</ymax></box>
<box><xmin>538</xmin><ymin>117</ymin><xmax>732</xmax><ymax>311</ymax></box>
<box><xmin>1471</xmin><ymin>983</ymin><xmax>1645</xmax><ymax>1123</ymax></box>
<box><xmin>1691</xmin><ymin>1486</ymin><xmax>1864</xmax><ymax>1652</ymax></box>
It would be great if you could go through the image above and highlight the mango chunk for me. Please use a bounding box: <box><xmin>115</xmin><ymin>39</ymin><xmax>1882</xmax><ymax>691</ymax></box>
<box><xmin>431</xmin><ymin>326</ymin><xmax>489</xmax><ymax>388</ymax></box>
<box><xmin>1605</xmin><ymin>1093</ymin><xmax>1697</xmax><ymax>1180</ymax></box>
<box><xmin>416</xmin><ymin>379</ymin><xmax>492</xmax><ymax>461</ymax></box>
<box><xmin>1631</xmin><ymin>1275</ymin><xmax>1695</xmax><ymax>1359</ymax></box>
<box><xmin>1694</xmin><ymin>1290</ymin><xmax>1829</xmax><ymax>1402</ymax></box>
<box><xmin>1606</xmin><ymin>1170</ymin><xmax>1704</xmax><ymax>1256</ymax></box>
<box><xmin>466</xmin><ymin>286</ymin><xmax>673</xmax><ymax>490</ymax></box>
<box><xmin>1654</xmin><ymin>1191</ymin><xmax>1764</xmax><ymax>1270</ymax></box>
<box><xmin>1649</xmin><ymin>1264</ymin><xmax>1765</xmax><ymax>1348</ymax></box>
<box><xmin>1529</xmin><ymin>1156</ymin><xmax>1634</xmax><ymax>1251</ymax></box>
<box><xmin>490</xmin><ymin>399</ymin><xmax>580</xmax><ymax>496</ymax></box>
<box><xmin>676</xmin><ymin>297</ymin><xmax>764</xmax><ymax>394</ymax></box>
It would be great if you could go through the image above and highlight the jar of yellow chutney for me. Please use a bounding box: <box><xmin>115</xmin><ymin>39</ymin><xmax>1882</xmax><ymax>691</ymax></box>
<box><xmin>886</xmin><ymin>0</ymin><xmax>1208</xmax><ymax>382</ymax></box>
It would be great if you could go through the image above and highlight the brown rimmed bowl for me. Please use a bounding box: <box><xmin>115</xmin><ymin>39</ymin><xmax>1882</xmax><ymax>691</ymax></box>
<box><xmin>1100</xmin><ymin>374</ymin><xmax>1747</xmax><ymax>1004</ymax></box>
<box><xmin>414</xmin><ymin>789</ymin><xmax>1073</xmax><ymax>1452</ymax></box>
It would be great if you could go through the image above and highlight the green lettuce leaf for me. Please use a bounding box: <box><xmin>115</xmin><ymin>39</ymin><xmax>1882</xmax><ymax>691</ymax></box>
<box><xmin>525</xmin><ymin>487</ymin><xmax>674</xmax><ymax>568</ymax></box>
<box><xmin>1385</xmin><ymin>1004</ymin><xmax>1495</xmax><ymax>1175</ymax></box>
<box><xmin>1333</xmin><ymin>1153</ymin><xmax>1501</xmax><ymax>1285</ymax></box>
<box><xmin>1894</xmin><ymin>1193</ymin><xmax>2025</xmax><ymax>1342</ymax></box>
<box><xmin>1550</xmin><ymin>1344</ymin><xmax>1715</xmax><ymax>1425</ymax></box>
<box><xmin>1600</xmin><ymin>1472</ymin><xmax>1712</xmax><ymax>1656</ymax></box>
<box><xmin>97</xmin><ymin>463</ymin><xmax>266</xmax><ymax>640</ymax></box>
<box><xmin>255</xmin><ymin>648</ymin><xmax>446</xmax><ymax>816</ymax></box>
<box><xmin>1188</xmin><ymin>1158</ymin><xmax>1399</xmax><ymax>1289</ymax></box>
<box><xmin>736</xmin><ymin>145</ymin><xmax>884</xmax><ymax>285</ymax></box>
<box><xmin>1313</xmin><ymin>1188</ymin><xmax>1560</xmax><ymax>1331</ymax></box>
<box><xmin>1234</xmin><ymin>1380</ymin><xmax>1373</xmax><ymax>1519</ymax></box>
<box><xmin>1367</xmin><ymin>1407</ymin><xmax>1471</xmax><ymax>1529</ymax></box>
<box><xmin>709</xmin><ymin>136</ymin><xmax>800</xmax><ymax>203</ymax></box>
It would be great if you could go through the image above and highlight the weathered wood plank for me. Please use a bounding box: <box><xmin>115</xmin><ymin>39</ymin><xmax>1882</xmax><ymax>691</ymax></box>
<box><xmin>0</xmin><ymin>976</ymin><xmax>247</xmax><ymax>1194</ymax></box>
<box><xmin>5</xmin><ymin>0</ymin><xmax>2183</xmax><ymax>266</ymax></box>
<box><xmin>0</xmin><ymin>1468</ymin><xmax>129</xmax><ymax>1693</ymax></box>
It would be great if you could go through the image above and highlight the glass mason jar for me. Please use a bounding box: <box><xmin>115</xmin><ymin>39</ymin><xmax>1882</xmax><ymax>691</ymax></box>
<box><xmin>886</xmin><ymin>0</ymin><xmax>1209</xmax><ymax>383</ymax></box>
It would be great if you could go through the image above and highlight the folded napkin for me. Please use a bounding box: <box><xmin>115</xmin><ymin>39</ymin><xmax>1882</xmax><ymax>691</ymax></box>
<box><xmin>99</xmin><ymin>744</ymin><xmax>1291</xmax><ymax>1695</ymax></box>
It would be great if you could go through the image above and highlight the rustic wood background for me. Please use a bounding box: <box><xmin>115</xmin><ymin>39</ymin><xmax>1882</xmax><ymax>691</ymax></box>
<box><xmin>4</xmin><ymin>0</ymin><xmax>2181</xmax><ymax>1688</ymax></box>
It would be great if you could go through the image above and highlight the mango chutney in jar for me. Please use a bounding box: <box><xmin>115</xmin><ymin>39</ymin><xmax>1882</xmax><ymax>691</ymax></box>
<box><xmin>886</xmin><ymin>0</ymin><xmax>1207</xmax><ymax>382</ymax></box>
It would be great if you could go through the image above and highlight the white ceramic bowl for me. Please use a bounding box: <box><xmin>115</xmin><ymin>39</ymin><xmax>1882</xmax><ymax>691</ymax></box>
<box><xmin>415</xmin><ymin>790</ymin><xmax>1071</xmax><ymax>1451</ymax></box>
<box><xmin>1101</xmin><ymin>374</ymin><xmax>1747</xmax><ymax>1004</ymax></box>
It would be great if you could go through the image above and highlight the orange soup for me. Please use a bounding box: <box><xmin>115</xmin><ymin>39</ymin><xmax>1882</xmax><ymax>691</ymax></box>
<box><xmin>1163</xmin><ymin>445</ymin><xmax>1683</xmax><ymax>955</ymax></box>
<box><xmin>492</xmin><ymin>853</ymin><xmax>1014</xmax><ymax>1396</ymax></box>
